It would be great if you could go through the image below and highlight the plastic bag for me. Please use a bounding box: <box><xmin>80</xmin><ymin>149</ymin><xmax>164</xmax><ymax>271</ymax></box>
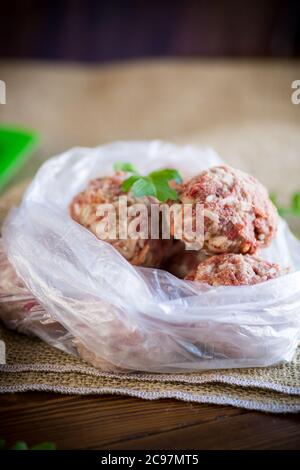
<box><xmin>1</xmin><ymin>141</ymin><xmax>300</xmax><ymax>372</ymax></box>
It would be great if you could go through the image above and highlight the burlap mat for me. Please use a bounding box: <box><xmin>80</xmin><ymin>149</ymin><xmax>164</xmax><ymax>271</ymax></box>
<box><xmin>0</xmin><ymin>323</ymin><xmax>300</xmax><ymax>413</ymax></box>
<box><xmin>1</xmin><ymin>159</ymin><xmax>300</xmax><ymax>414</ymax></box>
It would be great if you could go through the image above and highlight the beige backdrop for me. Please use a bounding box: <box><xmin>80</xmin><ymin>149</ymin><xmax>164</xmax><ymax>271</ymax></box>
<box><xmin>0</xmin><ymin>59</ymin><xmax>300</xmax><ymax>200</ymax></box>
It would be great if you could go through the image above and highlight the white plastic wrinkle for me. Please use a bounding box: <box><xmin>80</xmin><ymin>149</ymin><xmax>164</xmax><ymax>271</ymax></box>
<box><xmin>1</xmin><ymin>141</ymin><xmax>300</xmax><ymax>372</ymax></box>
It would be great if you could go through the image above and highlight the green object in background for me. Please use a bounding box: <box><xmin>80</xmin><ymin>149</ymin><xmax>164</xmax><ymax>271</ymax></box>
<box><xmin>0</xmin><ymin>125</ymin><xmax>39</xmax><ymax>191</ymax></box>
<box><xmin>0</xmin><ymin>438</ymin><xmax>56</xmax><ymax>450</ymax></box>
<box><xmin>271</xmin><ymin>191</ymin><xmax>300</xmax><ymax>219</ymax></box>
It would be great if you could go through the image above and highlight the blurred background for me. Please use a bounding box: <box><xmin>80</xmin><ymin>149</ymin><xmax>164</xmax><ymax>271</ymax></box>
<box><xmin>1</xmin><ymin>0</ymin><xmax>300</xmax><ymax>61</ymax></box>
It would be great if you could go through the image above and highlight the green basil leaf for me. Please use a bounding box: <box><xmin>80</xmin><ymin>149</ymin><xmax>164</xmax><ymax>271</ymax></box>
<box><xmin>149</xmin><ymin>169</ymin><xmax>183</xmax><ymax>184</ymax></box>
<box><xmin>152</xmin><ymin>179</ymin><xmax>178</xmax><ymax>201</ymax></box>
<box><xmin>122</xmin><ymin>175</ymin><xmax>140</xmax><ymax>192</ymax></box>
<box><xmin>150</xmin><ymin>172</ymin><xmax>180</xmax><ymax>201</ymax></box>
<box><xmin>113</xmin><ymin>162</ymin><xmax>139</xmax><ymax>174</ymax></box>
<box><xmin>113</xmin><ymin>164</ymin><xmax>182</xmax><ymax>201</ymax></box>
<box><xmin>131</xmin><ymin>177</ymin><xmax>157</xmax><ymax>198</ymax></box>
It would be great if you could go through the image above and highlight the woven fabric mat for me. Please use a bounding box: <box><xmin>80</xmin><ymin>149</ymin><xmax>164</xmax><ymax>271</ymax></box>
<box><xmin>1</xmin><ymin>320</ymin><xmax>300</xmax><ymax>413</ymax></box>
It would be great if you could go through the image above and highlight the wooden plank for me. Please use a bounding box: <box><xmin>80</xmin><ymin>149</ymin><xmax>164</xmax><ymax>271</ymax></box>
<box><xmin>1</xmin><ymin>393</ymin><xmax>299</xmax><ymax>450</ymax></box>
<box><xmin>107</xmin><ymin>409</ymin><xmax>300</xmax><ymax>450</ymax></box>
<box><xmin>0</xmin><ymin>393</ymin><xmax>246</xmax><ymax>449</ymax></box>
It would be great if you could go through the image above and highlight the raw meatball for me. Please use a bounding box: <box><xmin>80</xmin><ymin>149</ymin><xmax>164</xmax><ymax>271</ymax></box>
<box><xmin>185</xmin><ymin>253</ymin><xmax>283</xmax><ymax>286</ymax></box>
<box><xmin>178</xmin><ymin>165</ymin><xmax>278</xmax><ymax>254</ymax></box>
<box><xmin>69</xmin><ymin>173</ymin><xmax>172</xmax><ymax>267</ymax></box>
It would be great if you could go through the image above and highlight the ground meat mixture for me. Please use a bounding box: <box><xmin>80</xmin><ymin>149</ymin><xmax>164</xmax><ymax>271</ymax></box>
<box><xmin>178</xmin><ymin>165</ymin><xmax>278</xmax><ymax>254</ymax></box>
<box><xmin>69</xmin><ymin>172</ymin><xmax>172</xmax><ymax>267</ymax></box>
<box><xmin>185</xmin><ymin>253</ymin><xmax>283</xmax><ymax>286</ymax></box>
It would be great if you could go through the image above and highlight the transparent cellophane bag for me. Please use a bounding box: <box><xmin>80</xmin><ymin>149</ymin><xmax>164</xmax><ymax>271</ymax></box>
<box><xmin>1</xmin><ymin>141</ymin><xmax>300</xmax><ymax>373</ymax></box>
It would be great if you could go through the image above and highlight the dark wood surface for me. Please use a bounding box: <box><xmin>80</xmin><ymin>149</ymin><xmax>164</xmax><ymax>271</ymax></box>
<box><xmin>0</xmin><ymin>392</ymin><xmax>300</xmax><ymax>450</ymax></box>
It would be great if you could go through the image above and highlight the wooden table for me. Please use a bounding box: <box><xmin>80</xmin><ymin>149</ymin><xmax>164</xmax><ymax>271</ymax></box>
<box><xmin>1</xmin><ymin>392</ymin><xmax>300</xmax><ymax>450</ymax></box>
<box><xmin>0</xmin><ymin>60</ymin><xmax>300</xmax><ymax>450</ymax></box>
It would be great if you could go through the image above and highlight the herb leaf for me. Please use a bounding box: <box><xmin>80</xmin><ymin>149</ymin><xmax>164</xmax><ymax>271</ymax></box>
<box><xmin>113</xmin><ymin>162</ymin><xmax>139</xmax><ymax>174</ymax></box>
<box><xmin>149</xmin><ymin>169</ymin><xmax>182</xmax><ymax>184</ymax></box>
<box><xmin>131</xmin><ymin>177</ymin><xmax>157</xmax><ymax>198</ymax></box>
<box><xmin>118</xmin><ymin>165</ymin><xmax>183</xmax><ymax>201</ymax></box>
<box><xmin>155</xmin><ymin>184</ymin><xmax>178</xmax><ymax>202</ymax></box>
<box><xmin>150</xmin><ymin>173</ymin><xmax>178</xmax><ymax>201</ymax></box>
<box><xmin>121</xmin><ymin>175</ymin><xmax>140</xmax><ymax>192</ymax></box>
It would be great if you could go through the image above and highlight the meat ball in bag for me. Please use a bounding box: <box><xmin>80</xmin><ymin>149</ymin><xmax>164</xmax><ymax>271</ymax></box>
<box><xmin>185</xmin><ymin>253</ymin><xmax>283</xmax><ymax>286</ymax></box>
<box><xmin>178</xmin><ymin>165</ymin><xmax>278</xmax><ymax>254</ymax></box>
<box><xmin>69</xmin><ymin>172</ymin><xmax>172</xmax><ymax>267</ymax></box>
